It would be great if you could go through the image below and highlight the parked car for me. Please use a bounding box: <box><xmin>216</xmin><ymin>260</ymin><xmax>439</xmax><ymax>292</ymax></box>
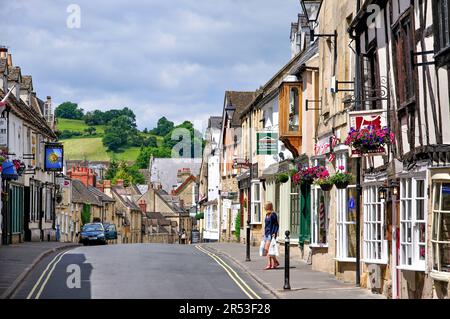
<box><xmin>102</xmin><ymin>223</ymin><xmax>118</xmax><ymax>240</ymax></box>
<box><xmin>80</xmin><ymin>223</ymin><xmax>107</xmax><ymax>246</ymax></box>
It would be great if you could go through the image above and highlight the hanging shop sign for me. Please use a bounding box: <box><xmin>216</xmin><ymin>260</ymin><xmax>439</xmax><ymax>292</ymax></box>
<box><xmin>44</xmin><ymin>143</ymin><xmax>64</xmax><ymax>172</ymax></box>
<box><xmin>314</xmin><ymin>134</ymin><xmax>339</xmax><ymax>162</ymax></box>
<box><xmin>256</xmin><ymin>132</ymin><xmax>278</xmax><ymax>155</ymax></box>
<box><xmin>347</xmin><ymin>110</ymin><xmax>388</xmax><ymax>158</ymax></box>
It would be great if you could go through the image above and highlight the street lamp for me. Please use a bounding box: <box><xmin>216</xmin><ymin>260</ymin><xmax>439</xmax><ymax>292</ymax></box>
<box><xmin>300</xmin><ymin>0</ymin><xmax>323</xmax><ymax>23</ymax></box>
<box><xmin>225</xmin><ymin>105</ymin><xmax>236</xmax><ymax>121</ymax></box>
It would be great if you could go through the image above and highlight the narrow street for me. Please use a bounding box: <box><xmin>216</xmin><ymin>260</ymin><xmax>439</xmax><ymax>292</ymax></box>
<box><xmin>12</xmin><ymin>244</ymin><xmax>272</xmax><ymax>299</ymax></box>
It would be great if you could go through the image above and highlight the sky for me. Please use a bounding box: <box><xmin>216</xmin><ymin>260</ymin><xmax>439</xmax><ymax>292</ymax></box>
<box><xmin>2</xmin><ymin>0</ymin><xmax>300</xmax><ymax>131</ymax></box>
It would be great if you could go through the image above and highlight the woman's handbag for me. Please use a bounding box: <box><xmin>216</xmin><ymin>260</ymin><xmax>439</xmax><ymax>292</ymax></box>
<box><xmin>268</xmin><ymin>237</ymin><xmax>279</xmax><ymax>256</ymax></box>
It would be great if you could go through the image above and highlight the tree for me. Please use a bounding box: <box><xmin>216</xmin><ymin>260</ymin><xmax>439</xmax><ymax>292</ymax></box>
<box><xmin>136</xmin><ymin>146</ymin><xmax>171</xmax><ymax>169</ymax></box>
<box><xmin>105</xmin><ymin>160</ymin><xmax>119</xmax><ymax>180</ymax></box>
<box><xmin>111</xmin><ymin>161</ymin><xmax>145</xmax><ymax>186</ymax></box>
<box><xmin>84</xmin><ymin>126</ymin><xmax>96</xmax><ymax>136</ymax></box>
<box><xmin>143</xmin><ymin>136</ymin><xmax>158</xmax><ymax>147</ymax></box>
<box><xmin>143</xmin><ymin>128</ymin><xmax>148</xmax><ymax>134</ymax></box>
<box><xmin>235</xmin><ymin>213</ymin><xmax>241</xmax><ymax>241</ymax></box>
<box><xmin>55</xmin><ymin>102</ymin><xmax>84</xmax><ymax>119</ymax></box>
<box><xmin>102</xmin><ymin>115</ymin><xmax>137</xmax><ymax>151</ymax></box>
<box><xmin>150</xmin><ymin>117</ymin><xmax>174</xmax><ymax>136</ymax></box>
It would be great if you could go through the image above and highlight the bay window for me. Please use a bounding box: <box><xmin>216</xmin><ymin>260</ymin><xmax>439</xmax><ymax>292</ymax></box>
<box><xmin>251</xmin><ymin>182</ymin><xmax>262</xmax><ymax>224</ymax></box>
<box><xmin>289</xmin><ymin>87</ymin><xmax>300</xmax><ymax>132</ymax></box>
<box><xmin>363</xmin><ymin>185</ymin><xmax>388</xmax><ymax>263</ymax></box>
<box><xmin>399</xmin><ymin>178</ymin><xmax>427</xmax><ymax>270</ymax></box>
<box><xmin>432</xmin><ymin>182</ymin><xmax>450</xmax><ymax>274</ymax></box>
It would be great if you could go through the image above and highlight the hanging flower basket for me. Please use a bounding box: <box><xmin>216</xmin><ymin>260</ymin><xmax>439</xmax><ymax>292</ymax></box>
<box><xmin>292</xmin><ymin>165</ymin><xmax>328</xmax><ymax>186</ymax></box>
<box><xmin>345</xmin><ymin>126</ymin><xmax>395</xmax><ymax>154</ymax></box>
<box><xmin>319</xmin><ymin>182</ymin><xmax>334</xmax><ymax>191</ymax></box>
<box><xmin>275</xmin><ymin>173</ymin><xmax>290</xmax><ymax>184</ymax></box>
<box><xmin>331</xmin><ymin>166</ymin><xmax>353</xmax><ymax>189</ymax></box>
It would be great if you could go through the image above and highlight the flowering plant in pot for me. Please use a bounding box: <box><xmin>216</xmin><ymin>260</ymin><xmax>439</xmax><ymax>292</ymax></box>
<box><xmin>331</xmin><ymin>166</ymin><xmax>353</xmax><ymax>189</ymax></box>
<box><xmin>292</xmin><ymin>165</ymin><xmax>328</xmax><ymax>186</ymax></box>
<box><xmin>345</xmin><ymin>126</ymin><xmax>395</xmax><ymax>154</ymax></box>
<box><xmin>313</xmin><ymin>168</ymin><xmax>334</xmax><ymax>191</ymax></box>
<box><xmin>275</xmin><ymin>173</ymin><xmax>290</xmax><ymax>184</ymax></box>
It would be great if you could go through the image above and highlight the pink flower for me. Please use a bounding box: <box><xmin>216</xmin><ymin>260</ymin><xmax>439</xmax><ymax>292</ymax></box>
<box><xmin>338</xmin><ymin>165</ymin><xmax>345</xmax><ymax>171</ymax></box>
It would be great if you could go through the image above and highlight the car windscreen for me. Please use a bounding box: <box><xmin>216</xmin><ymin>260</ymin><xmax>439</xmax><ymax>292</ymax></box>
<box><xmin>83</xmin><ymin>225</ymin><xmax>103</xmax><ymax>232</ymax></box>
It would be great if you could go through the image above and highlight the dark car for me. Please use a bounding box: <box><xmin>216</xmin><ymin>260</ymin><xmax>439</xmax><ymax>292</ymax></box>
<box><xmin>102</xmin><ymin>223</ymin><xmax>118</xmax><ymax>241</ymax></box>
<box><xmin>80</xmin><ymin>223</ymin><xmax>107</xmax><ymax>246</ymax></box>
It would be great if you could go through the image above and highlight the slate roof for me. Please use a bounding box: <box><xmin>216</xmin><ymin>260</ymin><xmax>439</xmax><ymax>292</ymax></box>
<box><xmin>224</xmin><ymin>91</ymin><xmax>256</xmax><ymax>127</ymax></box>
<box><xmin>88</xmin><ymin>186</ymin><xmax>115</xmax><ymax>203</ymax></box>
<box><xmin>156</xmin><ymin>189</ymin><xmax>185</xmax><ymax>213</ymax></box>
<box><xmin>0</xmin><ymin>89</ymin><xmax>56</xmax><ymax>139</ymax></box>
<box><xmin>72</xmin><ymin>180</ymin><xmax>102</xmax><ymax>206</ymax></box>
<box><xmin>208</xmin><ymin>116</ymin><xmax>222</xmax><ymax>130</ymax></box>
<box><xmin>149</xmin><ymin>158</ymin><xmax>201</xmax><ymax>193</ymax></box>
<box><xmin>112</xmin><ymin>185</ymin><xmax>141</xmax><ymax>211</ymax></box>
<box><xmin>21</xmin><ymin>75</ymin><xmax>33</xmax><ymax>90</ymax></box>
<box><xmin>7</xmin><ymin>66</ymin><xmax>21</xmax><ymax>81</ymax></box>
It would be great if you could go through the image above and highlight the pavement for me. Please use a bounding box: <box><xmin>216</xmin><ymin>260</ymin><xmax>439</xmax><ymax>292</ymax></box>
<box><xmin>0</xmin><ymin>242</ymin><xmax>80</xmax><ymax>299</ymax></box>
<box><xmin>202</xmin><ymin>242</ymin><xmax>386</xmax><ymax>299</ymax></box>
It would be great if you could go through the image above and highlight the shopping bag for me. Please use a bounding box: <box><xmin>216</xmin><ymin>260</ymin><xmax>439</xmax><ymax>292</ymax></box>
<box><xmin>259</xmin><ymin>240</ymin><xmax>266</xmax><ymax>257</ymax></box>
<box><xmin>268</xmin><ymin>238</ymin><xmax>279</xmax><ymax>256</ymax></box>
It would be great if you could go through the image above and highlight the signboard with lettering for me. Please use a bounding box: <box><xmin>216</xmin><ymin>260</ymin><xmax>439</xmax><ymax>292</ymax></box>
<box><xmin>257</xmin><ymin>132</ymin><xmax>278</xmax><ymax>155</ymax></box>
<box><xmin>348</xmin><ymin>110</ymin><xmax>388</xmax><ymax>158</ymax></box>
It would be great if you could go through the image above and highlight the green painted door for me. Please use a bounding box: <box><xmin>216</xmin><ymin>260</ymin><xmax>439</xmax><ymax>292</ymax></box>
<box><xmin>299</xmin><ymin>183</ymin><xmax>311</xmax><ymax>244</ymax></box>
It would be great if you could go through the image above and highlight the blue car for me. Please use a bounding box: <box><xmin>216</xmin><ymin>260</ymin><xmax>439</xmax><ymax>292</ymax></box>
<box><xmin>80</xmin><ymin>223</ymin><xmax>107</xmax><ymax>246</ymax></box>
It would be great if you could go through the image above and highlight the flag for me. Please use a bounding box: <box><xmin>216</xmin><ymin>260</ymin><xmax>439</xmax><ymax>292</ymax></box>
<box><xmin>0</xmin><ymin>85</ymin><xmax>15</xmax><ymax>110</ymax></box>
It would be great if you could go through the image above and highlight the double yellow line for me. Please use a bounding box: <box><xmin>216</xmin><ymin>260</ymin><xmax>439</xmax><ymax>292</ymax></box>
<box><xmin>26</xmin><ymin>250</ymin><xmax>69</xmax><ymax>299</ymax></box>
<box><xmin>195</xmin><ymin>245</ymin><xmax>261</xmax><ymax>299</ymax></box>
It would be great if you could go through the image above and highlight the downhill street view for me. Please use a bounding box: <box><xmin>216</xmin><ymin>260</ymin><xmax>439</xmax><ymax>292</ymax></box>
<box><xmin>1</xmin><ymin>0</ymin><xmax>450</xmax><ymax>302</ymax></box>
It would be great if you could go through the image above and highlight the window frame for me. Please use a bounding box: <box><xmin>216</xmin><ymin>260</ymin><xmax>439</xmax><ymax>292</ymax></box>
<box><xmin>431</xmin><ymin>181</ymin><xmax>450</xmax><ymax>276</ymax></box>
<box><xmin>335</xmin><ymin>152</ymin><xmax>357</xmax><ymax>262</ymax></box>
<box><xmin>363</xmin><ymin>184</ymin><xmax>388</xmax><ymax>264</ymax></box>
<box><xmin>251</xmin><ymin>181</ymin><xmax>262</xmax><ymax>225</ymax></box>
<box><xmin>433</xmin><ymin>0</ymin><xmax>450</xmax><ymax>67</ymax></box>
<box><xmin>398</xmin><ymin>177</ymin><xmax>427</xmax><ymax>271</ymax></box>
<box><xmin>310</xmin><ymin>157</ymin><xmax>328</xmax><ymax>248</ymax></box>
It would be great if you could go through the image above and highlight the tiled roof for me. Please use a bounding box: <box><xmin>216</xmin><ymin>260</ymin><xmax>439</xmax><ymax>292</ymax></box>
<box><xmin>0</xmin><ymin>89</ymin><xmax>56</xmax><ymax>139</ymax></box>
<box><xmin>72</xmin><ymin>180</ymin><xmax>102</xmax><ymax>206</ymax></box>
<box><xmin>88</xmin><ymin>186</ymin><xmax>115</xmax><ymax>203</ymax></box>
<box><xmin>21</xmin><ymin>75</ymin><xmax>33</xmax><ymax>90</ymax></box>
<box><xmin>112</xmin><ymin>185</ymin><xmax>141</xmax><ymax>211</ymax></box>
<box><xmin>156</xmin><ymin>189</ymin><xmax>185</xmax><ymax>213</ymax></box>
<box><xmin>172</xmin><ymin>175</ymin><xmax>196</xmax><ymax>196</ymax></box>
<box><xmin>7</xmin><ymin>66</ymin><xmax>21</xmax><ymax>81</ymax></box>
<box><xmin>224</xmin><ymin>91</ymin><xmax>256</xmax><ymax>126</ymax></box>
<box><xmin>208</xmin><ymin>116</ymin><xmax>222</xmax><ymax>130</ymax></box>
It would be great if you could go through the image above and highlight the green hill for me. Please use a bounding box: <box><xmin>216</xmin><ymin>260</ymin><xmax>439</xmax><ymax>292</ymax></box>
<box><xmin>57</xmin><ymin>118</ymin><xmax>159</xmax><ymax>162</ymax></box>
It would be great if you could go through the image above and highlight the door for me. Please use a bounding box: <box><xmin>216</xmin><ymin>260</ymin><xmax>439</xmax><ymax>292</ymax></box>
<box><xmin>299</xmin><ymin>183</ymin><xmax>311</xmax><ymax>245</ymax></box>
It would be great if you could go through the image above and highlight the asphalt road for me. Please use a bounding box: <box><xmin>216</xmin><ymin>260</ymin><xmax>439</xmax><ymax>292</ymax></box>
<box><xmin>12</xmin><ymin>244</ymin><xmax>272</xmax><ymax>299</ymax></box>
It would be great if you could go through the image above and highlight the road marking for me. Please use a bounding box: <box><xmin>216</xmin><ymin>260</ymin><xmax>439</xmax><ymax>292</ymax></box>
<box><xmin>26</xmin><ymin>250</ymin><xmax>65</xmax><ymax>299</ymax></box>
<box><xmin>195</xmin><ymin>245</ymin><xmax>261</xmax><ymax>299</ymax></box>
<box><xmin>35</xmin><ymin>250</ymin><xmax>70</xmax><ymax>299</ymax></box>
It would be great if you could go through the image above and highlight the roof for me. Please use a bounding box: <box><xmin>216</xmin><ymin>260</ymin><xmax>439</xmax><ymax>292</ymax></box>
<box><xmin>156</xmin><ymin>189</ymin><xmax>185</xmax><ymax>213</ymax></box>
<box><xmin>88</xmin><ymin>186</ymin><xmax>115</xmax><ymax>203</ymax></box>
<box><xmin>7</xmin><ymin>66</ymin><xmax>21</xmax><ymax>81</ymax></box>
<box><xmin>72</xmin><ymin>180</ymin><xmax>102</xmax><ymax>206</ymax></box>
<box><xmin>0</xmin><ymin>89</ymin><xmax>57</xmax><ymax>139</ymax></box>
<box><xmin>224</xmin><ymin>91</ymin><xmax>256</xmax><ymax>126</ymax></box>
<box><xmin>21</xmin><ymin>75</ymin><xmax>33</xmax><ymax>90</ymax></box>
<box><xmin>0</xmin><ymin>58</ymin><xmax>7</xmax><ymax>73</ymax></box>
<box><xmin>112</xmin><ymin>185</ymin><xmax>141</xmax><ymax>211</ymax></box>
<box><xmin>208</xmin><ymin>116</ymin><xmax>222</xmax><ymax>130</ymax></box>
<box><xmin>149</xmin><ymin>158</ymin><xmax>201</xmax><ymax>192</ymax></box>
<box><xmin>172</xmin><ymin>175</ymin><xmax>196</xmax><ymax>195</ymax></box>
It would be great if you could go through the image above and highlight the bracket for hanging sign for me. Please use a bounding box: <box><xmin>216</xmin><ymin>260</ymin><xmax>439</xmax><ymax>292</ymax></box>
<box><xmin>411</xmin><ymin>50</ymin><xmax>435</xmax><ymax>67</ymax></box>
<box><xmin>305</xmin><ymin>99</ymin><xmax>322</xmax><ymax>111</ymax></box>
<box><xmin>23</xmin><ymin>153</ymin><xmax>35</xmax><ymax>160</ymax></box>
<box><xmin>24</xmin><ymin>168</ymin><xmax>36</xmax><ymax>175</ymax></box>
<box><xmin>335</xmin><ymin>80</ymin><xmax>355</xmax><ymax>93</ymax></box>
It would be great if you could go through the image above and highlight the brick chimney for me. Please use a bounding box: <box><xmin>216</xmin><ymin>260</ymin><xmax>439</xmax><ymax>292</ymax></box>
<box><xmin>96</xmin><ymin>182</ymin><xmax>104</xmax><ymax>192</ymax></box>
<box><xmin>67</xmin><ymin>166</ymin><xmax>97</xmax><ymax>187</ymax></box>
<box><xmin>138</xmin><ymin>200</ymin><xmax>147</xmax><ymax>213</ymax></box>
<box><xmin>0</xmin><ymin>46</ymin><xmax>7</xmax><ymax>59</ymax></box>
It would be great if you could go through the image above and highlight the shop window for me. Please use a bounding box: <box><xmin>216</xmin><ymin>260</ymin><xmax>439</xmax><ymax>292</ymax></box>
<box><xmin>311</xmin><ymin>157</ymin><xmax>328</xmax><ymax>247</ymax></box>
<box><xmin>432</xmin><ymin>182</ymin><xmax>450</xmax><ymax>273</ymax></box>
<box><xmin>363</xmin><ymin>185</ymin><xmax>388</xmax><ymax>263</ymax></box>
<box><xmin>251</xmin><ymin>183</ymin><xmax>262</xmax><ymax>224</ymax></box>
<box><xmin>400</xmin><ymin>178</ymin><xmax>427</xmax><ymax>270</ymax></box>
<box><xmin>336</xmin><ymin>153</ymin><xmax>357</xmax><ymax>260</ymax></box>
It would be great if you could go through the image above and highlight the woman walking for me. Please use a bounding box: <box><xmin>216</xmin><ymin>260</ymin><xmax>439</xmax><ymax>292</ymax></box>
<box><xmin>263</xmin><ymin>202</ymin><xmax>280</xmax><ymax>270</ymax></box>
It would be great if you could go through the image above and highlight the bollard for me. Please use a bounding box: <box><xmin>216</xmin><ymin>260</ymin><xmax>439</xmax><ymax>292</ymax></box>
<box><xmin>284</xmin><ymin>230</ymin><xmax>291</xmax><ymax>290</ymax></box>
<box><xmin>245</xmin><ymin>221</ymin><xmax>251</xmax><ymax>262</ymax></box>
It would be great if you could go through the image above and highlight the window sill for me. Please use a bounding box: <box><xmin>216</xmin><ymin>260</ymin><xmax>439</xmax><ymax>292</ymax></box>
<box><xmin>430</xmin><ymin>270</ymin><xmax>450</xmax><ymax>282</ymax></box>
<box><xmin>334</xmin><ymin>257</ymin><xmax>357</xmax><ymax>263</ymax></box>
<box><xmin>310</xmin><ymin>244</ymin><xmax>328</xmax><ymax>249</ymax></box>
<box><xmin>362</xmin><ymin>259</ymin><xmax>388</xmax><ymax>265</ymax></box>
<box><xmin>396</xmin><ymin>265</ymin><xmax>425</xmax><ymax>272</ymax></box>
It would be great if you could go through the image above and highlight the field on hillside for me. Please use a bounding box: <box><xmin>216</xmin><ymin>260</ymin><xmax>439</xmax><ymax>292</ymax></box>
<box><xmin>57</xmin><ymin>118</ymin><xmax>107</xmax><ymax>135</ymax></box>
